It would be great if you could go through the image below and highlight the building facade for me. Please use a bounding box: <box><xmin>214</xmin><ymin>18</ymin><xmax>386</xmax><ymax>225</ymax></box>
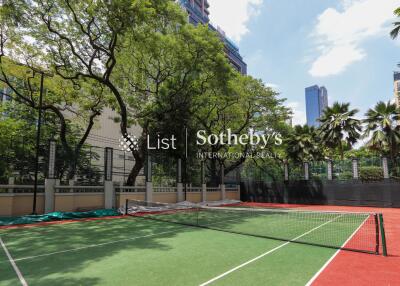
<box><xmin>179</xmin><ymin>0</ymin><xmax>247</xmax><ymax>74</ymax></box>
<box><xmin>394</xmin><ymin>72</ymin><xmax>400</xmax><ymax>108</ymax></box>
<box><xmin>305</xmin><ymin>85</ymin><xmax>328</xmax><ymax>127</ymax></box>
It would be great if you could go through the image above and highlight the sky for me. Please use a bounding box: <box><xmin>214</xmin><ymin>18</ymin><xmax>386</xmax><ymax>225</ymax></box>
<box><xmin>208</xmin><ymin>0</ymin><xmax>400</xmax><ymax>126</ymax></box>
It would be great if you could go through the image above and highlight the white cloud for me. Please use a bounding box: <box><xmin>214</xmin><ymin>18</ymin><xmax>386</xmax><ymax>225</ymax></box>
<box><xmin>208</xmin><ymin>0</ymin><xmax>263</xmax><ymax>43</ymax></box>
<box><xmin>309</xmin><ymin>0</ymin><xmax>398</xmax><ymax>77</ymax></box>
<box><xmin>265</xmin><ymin>82</ymin><xmax>279</xmax><ymax>89</ymax></box>
<box><xmin>287</xmin><ymin>101</ymin><xmax>306</xmax><ymax>126</ymax></box>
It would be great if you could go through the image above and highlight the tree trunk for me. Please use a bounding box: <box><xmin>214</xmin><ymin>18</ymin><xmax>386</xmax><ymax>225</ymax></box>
<box><xmin>339</xmin><ymin>141</ymin><xmax>344</xmax><ymax>160</ymax></box>
<box><xmin>126</xmin><ymin>158</ymin><xmax>144</xmax><ymax>186</ymax></box>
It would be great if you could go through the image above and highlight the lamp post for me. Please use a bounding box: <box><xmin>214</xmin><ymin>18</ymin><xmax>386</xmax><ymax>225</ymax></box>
<box><xmin>32</xmin><ymin>72</ymin><xmax>45</xmax><ymax>215</ymax></box>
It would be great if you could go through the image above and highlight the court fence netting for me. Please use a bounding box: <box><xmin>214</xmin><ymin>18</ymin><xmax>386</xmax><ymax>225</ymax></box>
<box><xmin>124</xmin><ymin>200</ymin><xmax>388</xmax><ymax>256</ymax></box>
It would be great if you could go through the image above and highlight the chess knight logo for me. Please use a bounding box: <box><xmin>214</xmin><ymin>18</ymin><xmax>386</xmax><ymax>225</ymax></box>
<box><xmin>119</xmin><ymin>134</ymin><xmax>139</xmax><ymax>152</ymax></box>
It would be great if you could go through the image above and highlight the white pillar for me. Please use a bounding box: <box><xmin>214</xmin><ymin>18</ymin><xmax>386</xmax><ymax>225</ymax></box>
<box><xmin>304</xmin><ymin>162</ymin><xmax>309</xmax><ymax>181</ymax></box>
<box><xmin>327</xmin><ymin>160</ymin><xmax>333</xmax><ymax>180</ymax></box>
<box><xmin>202</xmin><ymin>184</ymin><xmax>207</xmax><ymax>202</ymax></box>
<box><xmin>104</xmin><ymin>181</ymin><xmax>114</xmax><ymax>209</ymax></box>
<box><xmin>220</xmin><ymin>164</ymin><xmax>225</xmax><ymax>200</ymax></box>
<box><xmin>44</xmin><ymin>140</ymin><xmax>57</xmax><ymax>213</ymax></box>
<box><xmin>177</xmin><ymin>183</ymin><xmax>184</xmax><ymax>202</ymax></box>
<box><xmin>146</xmin><ymin>181</ymin><xmax>153</xmax><ymax>202</ymax></box>
<box><xmin>104</xmin><ymin>147</ymin><xmax>114</xmax><ymax>208</ymax></box>
<box><xmin>176</xmin><ymin>158</ymin><xmax>184</xmax><ymax>202</ymax></box>
<box><xmin>8</xmin><ymin>177</ymin><xmax>14</xmax><ymax>193</ymax></box>
<box><xmin>146</xmin><ymin>155</ymin><xmax>153</xmax><ymax>202</ymax></box>
<box><xmin>352</xmin><ymin>158</ymin><xmax>359</xmax><ymax>180</ymax></box>
<box><xmin>44</xmin><ymin>179</ymin><xmax>56</xmax><ymax>213</ymax></box>
<box><xmin>382</xmin><ymin>157</ymin><xmax>389</xmax><ymax>179</ymax></box>
<box><xmin>284</xmin><ymin>162</ymin><xmax>289</xmax><ymax>181</ymax></box>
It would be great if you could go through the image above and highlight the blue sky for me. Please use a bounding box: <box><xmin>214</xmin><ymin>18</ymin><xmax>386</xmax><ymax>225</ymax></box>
<box><xmin>208</xmin><ymin>0</ymin><xmax>399</xmax><ymax>125</ymax></box>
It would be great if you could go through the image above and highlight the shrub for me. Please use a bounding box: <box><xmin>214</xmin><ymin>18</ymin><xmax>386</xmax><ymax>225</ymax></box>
<box><xmin>360</xmin><ymin>166</ymin><xmax>383</xmax><ymax>182</ymax></box>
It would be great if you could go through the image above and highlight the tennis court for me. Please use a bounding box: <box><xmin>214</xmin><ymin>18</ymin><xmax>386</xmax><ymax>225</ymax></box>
<box><xmin>0</xmin><ymin>202</ymin><xmax>390</xmax><ymax>286</ymax></box>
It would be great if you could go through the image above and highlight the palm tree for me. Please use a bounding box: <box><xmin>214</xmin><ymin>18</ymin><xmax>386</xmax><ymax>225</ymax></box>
<box><xmin>390</xmin><ymin>8</ymin><xmax>400</xmax><ymax>39</ymax></box>
<box><xmin>318</xmin><ymin>102</ymin><xmax>361</xmax><ymax>159</ymax></box>
<box><xmin>286</xmin><ymin>125</ymin><xmax>323</xmax><ymax>163</ymax></box>
<box><xmin>364</xmin><ymin>101</ymin><xmax>400</xmax><ymax>161</ymax></box>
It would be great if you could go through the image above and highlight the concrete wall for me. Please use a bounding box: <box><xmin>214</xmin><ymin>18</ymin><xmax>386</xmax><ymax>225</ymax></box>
<box><xmin>187</xmin><ymin>192</ymin><xmax>202</xmax><ymax>203</ymax></box>
<box><xmin>54</xmin><ymin>193</ymin><xmax>104</xmax><ymax>212</ymax></box>
<box><xmin>207</xmin><ymin>192</ymin><xmax>222</xmax><ymax>201</ymax></box>
<box><xmin>0</xmin><ymin>187</ymin><xmax>239</xmax><ymax>216</ymax></box>
<box><xmin>153</xmin><ymin>193</ymin><xmax>178</xmax><ymax>204</ymax></box>
<box><xmin>226</xmin><ymin>191</ymin><xmax>240</xmax><ymax>201</ymax></box>
<box><xmin>0</xmin><ymin>194</ymin><xmax>45</xmax><ymax>216</ymax></box>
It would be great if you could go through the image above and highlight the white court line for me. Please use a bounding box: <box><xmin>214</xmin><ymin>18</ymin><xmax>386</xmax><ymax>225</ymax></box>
<box><xmin>0</xmin><ymin>237</ymin><xmax>28</xmax><ymax>286</ymax></box>
<box><xmin>9</xmin><ymin>229</ymin><xmax>182</xmax><ymax>262</ymax></box>
<box><xmin>199</xmin><ymin>215</ymin><xmax>344</xmax><ymax>286</ymax></box>
<box><xmin>304</xmin><ymin>215</ymin><xmax>371</xmax><ymax>286</ymax></box>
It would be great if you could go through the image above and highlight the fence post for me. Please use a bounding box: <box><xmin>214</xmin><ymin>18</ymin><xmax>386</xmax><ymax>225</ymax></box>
<box><xmin>304</xmin><ymin>162</ymin><xmax>309</xmax><ymax>181</ymax></box>
<box><xmin>45</xmin><ymin>140</ymin><xmax>56</xmax><ymax>213</ymax></box>
<box><xmin>201</xmin><ymin>160</ymin><xmax>206</xmax><ymax>202</ymax></box>
<box><xmin>146</xmin><ymin>154</ymin><xmax>153</xmax><ymax>202</ymax></box>
<box><xmin>236</xmin><ymin>166</ymin><xmax>241</xmax><ymax>201</ymax></box>
<box><xmin>220</xmin><ymin>163</ymin><xmax>226</xmax><ymax>200</ymax></box>
<box><xmin>382</xmin><ymin>157</ymin><xmax>390</xmax><ymax>180</ymax></box>
<box><xmin>327</xmin><ymin>160</ymin><xmax>333</xmax><ymax>180</ymax></box>
<box><xmin>104</xmin><ymin>147</ymin><xmax>114</xmax><ymax>209</ymax></box>
<box><xmin>352</xmin><ymin>158</ymin><xmax>359</xmax><ymax>180</ymax></box>
<box><xmin>177</xmin><ymin>158</ymin><xmax>184</xmax><ymax>202</ymax></box>
<box><xmin>284</xmin><ymin>161</ymin><xmax>289</xmax><ymax>181</ymax></box>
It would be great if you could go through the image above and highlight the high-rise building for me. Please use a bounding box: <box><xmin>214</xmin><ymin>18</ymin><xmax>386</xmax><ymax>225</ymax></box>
<box><xmin>305</xmin><ymin>85</ymin><xmax>328</xmax><ymax>127</ymax></box>
<box><xmin>179</xmin><ymin>0</ymin><xmax>247</xmax><ymax>74</ymax></box>
<box><xmin>0</xmin><ymin>88</ymin><xmax>11</xmax><ymax>104</ymax></box>
<box><xmin>394</xmin><ymin>72</ymin><xmax>400</xmax><ymax>108</ymax></box>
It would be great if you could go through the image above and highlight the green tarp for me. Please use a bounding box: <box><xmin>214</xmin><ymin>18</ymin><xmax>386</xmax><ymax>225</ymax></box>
<box><xmin>0</xmin><ymin>209</ymin><xmax>120</xmax><ymax>226</ymax></box>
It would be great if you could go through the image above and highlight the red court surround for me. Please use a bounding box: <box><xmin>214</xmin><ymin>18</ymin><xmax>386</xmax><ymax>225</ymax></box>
<box><xmin>241</xmin><ymin>202</ymin><xmax>400</xmax><ymax>286</ymax></box>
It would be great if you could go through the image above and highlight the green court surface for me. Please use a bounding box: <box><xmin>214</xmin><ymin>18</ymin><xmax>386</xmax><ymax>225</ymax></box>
<box><xmin>0</xmin><ymin>213</ymin><xmax>370</xmax><ymax>286</ymax></box>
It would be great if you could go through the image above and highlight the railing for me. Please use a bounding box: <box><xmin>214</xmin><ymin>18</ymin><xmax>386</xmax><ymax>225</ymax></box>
<box><xmin>0</xmin><ymin>185</ymin><xmax>45</xmax><ymax>193</ymax></box>
<box><xmin>153</xmin><ymin>187</ymin><xmax>177</xmax><ymax>193</ymax></box>
<box><xmin>225</xmin><ymin>187</ymin><xmax>239</xmax><ymax>192</ymax></box>
<box><xmin>206</xmin><ymin>187</ymin><xmax>220</xmax><ymax>192</ymax></box>
<box><xmin>115</xmin><ymin>186</ymin><xmax>146</xmax><ymax>193</ymax></box>
<box><xmin>55</xmin><ymin>186</ymin><xmax>104</xmax><ymax>193</ymax></box>
<box><xmin>186</xmin><ymin>186</ymin><xmax>202</xmax><ymax>193</ymax></box>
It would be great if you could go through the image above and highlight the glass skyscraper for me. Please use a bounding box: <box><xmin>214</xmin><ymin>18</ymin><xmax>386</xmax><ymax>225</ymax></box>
<box><xmin>178</xmin><ymin>0</ymin><xmax>247</xmax><ymax>74</ymax></box>
<box><xmin>394</xmin><ymin>72</ymin><xmax>400</xmax><ymax>108</ymax></box>
<box><xmin>305</xmin><ymin>85</ymin><xmax>328</xmax><ymax>127</ymax></box>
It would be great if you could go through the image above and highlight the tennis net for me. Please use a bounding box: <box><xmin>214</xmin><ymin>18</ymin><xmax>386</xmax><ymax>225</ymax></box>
<box><xmin>125</xmin><ymin>200</ymin><xmax>386</xmax><ymax>255</ymax></box>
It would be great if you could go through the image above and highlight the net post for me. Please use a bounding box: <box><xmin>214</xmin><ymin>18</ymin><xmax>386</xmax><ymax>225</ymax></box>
<box><xmin>379</xmin><ymin>214</ymin><xmax>388</xmax><ymax>257</ymax></box>
<box><xmin>374</xmin><ymin>214</ymin><xmax>379</xmax><ymax>255</ymax></box>
<box><xmin>125</xmin><ymin>199</ymin><xmax>129</xmax><ymax>215</ymax></box>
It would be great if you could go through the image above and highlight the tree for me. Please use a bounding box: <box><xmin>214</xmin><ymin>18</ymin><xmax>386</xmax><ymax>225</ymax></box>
<box><xmin>285</xmin><ymin>125</ymin><xmax>323</xmax><ymax>163</ymax></box>
<box><xmin>114</xmin><ymin>23</ymin><xmax>231</xmax><ymax>185</ymax></box>
<box><xmin>194</xmin><ymin>74</ymin><xmax>289</xmax><ymax>185</ymax></box>
<box><xmin>3</xmin><ymin>0</ymin><xmax>220</xmax><ymax>185</ymax></box>
<box><xmin>364</xmin><ymin>101</ymin><xmax>400</xmax><ymax>161</ymax></box>
<box><xmin>318</xmin><ymin>102</ymin><xmax>361</xmax><ymax>159</ymax></box>
<box><xmin>390</xmin><ymin>8</ymin><xmax>400</xmax><ymax>39</ymax></box>
<box><xmin>0</xmin><ymin>56</ymin><xmax>107</xmax><ymax>180</ymax></box>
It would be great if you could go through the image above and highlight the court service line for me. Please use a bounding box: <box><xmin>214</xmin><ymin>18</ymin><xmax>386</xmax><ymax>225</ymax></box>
<box><xmin>10</xmin><ymin>228</ymin><xmax>184</xmax><ymax>262</ymax></box>
<box><xmin>199</xmin><ymin>215</ymin><xmax>344</xmax><ymax>286</ymax></box>
<box><xmin>0</xmin><ymin>237</ymin><xmax>28</xmax><ymax>286</ymax></box>
<box><xmin>304</xmin><ymin>215</ymin><xmax>371</xmax><ymax>286</ymax></box>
